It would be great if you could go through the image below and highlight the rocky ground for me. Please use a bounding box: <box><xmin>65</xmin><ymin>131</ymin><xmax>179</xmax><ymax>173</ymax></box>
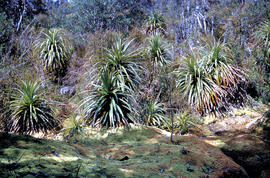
<box><xmin>197</xmin><ymin>107</ymin><xmax>270</xmax><ymax>178</ymax></box>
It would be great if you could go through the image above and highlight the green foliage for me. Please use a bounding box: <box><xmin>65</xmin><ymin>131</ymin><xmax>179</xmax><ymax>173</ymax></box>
<box><xmin>254</xmin><ymin>20</ymin><xmax>270</xmax><ymax>66</ymax></box>
<box><xmin>147</xmin><ymin>33</ymin><xmax>171</xmax><ymax>67</ymax></box>
<box><xmin>142</xmin><ymin>99</ymin><xmax>167</xmax><ymax>127</ymax></box>
<box><xmin>8</xmin><ymin>80</ymin><xmax>59</xmax><ymax>134</ymax></box>
<box><xmin>61</xmin><ymin>114</ymin><xmax>84</xmax><ymax>140</ymax></box>
<box><xmin>174</xmin><ymin>112</ymin><xmax>190</xmax><ymax>135</ymax></box>
<box><xmin>175</xmin><ymin>51</ymin><xmax>223</xmax><ymax>115</ymax></box>
<box><xmin>80</xmin><ymin>70</ymin><xmax>137</xmax><ymax>128</ymax></box>
<box><xmin>253</xmin><ymin>20</ymin><xmax>270</xmax><ymax>103</ymax></box>
<box><xmin>34</xmin><ymin>29</ymin><xmax>72</xmax><ymax>76</ymax></box>
<box><xmin>204</xmin><ymin>40</ymin><xmax>245</xmax><ymax>88</ymax></box>
<box><xmin>103</xmin><ymin>37</ymin><xmax>142</xmax><ymax>91</ymax></box>
<box><xmin>0</xmin><ymin>12</ymin><xmax>13</xmax><ymax>56</ymax></box>
<box><xmin>175</xmin><ymin>39</ymin><xmax>247</xmax><ymax>115</ymax></box>
<box><xmin>165</xmin><ymin>111</ymin><xmax>188</xmax><ymax>135</ymax></box>
<box><xmin>165</xmin><ymin>111</ymin><xmax>201</xmax><ymax>135</ymax></box>
<box><xmin>146</xmin><ymin>12</ymin><xmax>166</xmax><ymax>35</ymax></box>
<box><xmin>60</xmin><ymin>0</ymin><xmax>147</xmax><ymax>33</ymax></box>
<box><xmin>255</xmin><ymin>20</ymin><xmax>270</xmax><ymax>47</ymax></box>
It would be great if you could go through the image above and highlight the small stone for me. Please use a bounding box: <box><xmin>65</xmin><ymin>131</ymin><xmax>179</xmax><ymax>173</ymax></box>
<box><xmin>181</xmin><ymin>148</ymin><xmax>190</xmax><ymax>155</ymax></box>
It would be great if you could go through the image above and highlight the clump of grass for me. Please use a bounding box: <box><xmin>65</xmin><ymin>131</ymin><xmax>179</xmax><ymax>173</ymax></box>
<box><xmin>61</xmin><ymin>114</ymin><xmax>84</xmax><ymax>140</ymax></box>
<box><xmin>146</xmin><ymin>12</ymin><xmax>166</xmax><ymax>35</ymax></box>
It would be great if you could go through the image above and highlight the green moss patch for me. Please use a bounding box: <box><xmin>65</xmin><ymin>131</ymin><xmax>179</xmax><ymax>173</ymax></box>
<box><xmin>0</xmin><ymin>127</ymin><xmax>247</xmax><ymax>177</ymax></box>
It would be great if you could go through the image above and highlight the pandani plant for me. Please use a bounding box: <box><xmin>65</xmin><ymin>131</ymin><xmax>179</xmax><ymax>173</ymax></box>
<box><xmin>175</xmin><ymin>39</ymin><xmax>247</xmax><ymax>116</ymax></box>
<box><xmin>34</xmin><ymin>28</ymin><xmax>72</xmax><ymax>79</ymax></box>
<box><xmin>103</xmin><ymin>37</ymin><xmax>142</xmax><ymax>91</ymax></box>
<box><xmin>79</xmin><ymin>70</ymin><xmax>137</xmax><ymax>128</ymax></box>
<box><xmin>8</xmin><ymin>80</ymin><xmax>59</xmax><ymax>134</ymax></box>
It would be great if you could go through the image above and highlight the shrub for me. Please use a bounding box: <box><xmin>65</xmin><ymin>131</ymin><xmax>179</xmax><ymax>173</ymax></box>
<box><xmin>253</xmin><ymin>20</ymin><xmax>270</xmax><ymax>103</ymax></box>
<box><xmin>254</xmin><ymin>20</ymin><xmax>270</xmax><ymax>78</ymax></box>
<box><xmin>34</xmin><ymin>28</ymin><xmax>72</xmax><ymax>78</ymax></box>
<box><xmin>142</xmin><ymin>99</ymin><xmax>167</xmax><ymax>127</ymax></box>
<box><xmin>141</xmin><ymin>33</ymin><xmax>171</xmax><ymax>100</ymax></box>
<box><xmin>204</xmin><ymin>40</ymin><xmax>246</xmax><ymax>88</ymax></box>
<box><xmin>59</xmin><ymin>0</ymin><xmax>147</xmax><ymax>33</ymax></box>
<box><xmin>61</xmin><ymin>114</ymin><xmax>84</xmax><ymax>140</ymax></box>
<box><xmin>8</xmin><ymin>80</ymin><xmax>59</xmax><ymax>134</ymax></box>
<box><xmin>165</xmin><ymin>111</ymin><xmax>201</xmax><ymax>135</ymax></box>
<box><xmin>0</xmin><ymin>12</ymin><xmax>13</xmax><ymax>56</ymax></box>
<box><xmin>146</xmin><ymin>12</ymin><xmax>166</xmax><ymax>35</ymax></box>
<box><xmin>79</xmin><ymin>70</ymin><xmax>137</xmax><ymax>128</ymax></box>
<box><xmin>206</xmin><ymin>40</ymin><xmax>247</xmax><ymax>110</ymax></box>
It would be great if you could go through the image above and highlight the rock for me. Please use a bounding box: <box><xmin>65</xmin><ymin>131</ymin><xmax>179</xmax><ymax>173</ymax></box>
<box><xmin>255</xmin><ymin>112</ymin><xmax>270</xmax><ymax>140</ymax></box>
<box><xmin>204</xmin><ymin>132</ymin><xmax>270</xmax><ymax>178</ymax></box>
<box><xmin>201</xmin><ymin>109</ymin><xmax>270</xmax><ymax>177</ymax></box>
<box><xmin>60</xmin><ymin>86</ymin><xmax>75</xmax><ymax>97</ymax></box>
<box><xmin>208</xmin><ymin>116</ymin><xmax>255</xmax><ymax>132</ymax></box>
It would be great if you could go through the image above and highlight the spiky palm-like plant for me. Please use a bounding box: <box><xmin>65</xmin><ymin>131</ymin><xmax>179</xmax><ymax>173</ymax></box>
<box><xmin>104</xmin><ymin>37</ymin><xmax>142</xmax><ymax>91</ymax></box>
<box><xmin>34</xmin><ymin>29</ymin><xmax>72</xmax><ymax>75</ymax></box>
<box><xmin>254</xmin><ymin>20</ymin><xmax>270</xmax><ymax>59</ymax></box>
<box><xmin>147</xmin><ymin>33</ymin><xmax>171</xmax><ymax>67</ymax></box>
<box><xmin>205</xmin><ymin>40</ymin><xmax>247</xmax><ymax>111</ymax></box>
<box><xmin>146</xmin><ymin>12</ymin><xmax>166</xmax><ymax>35</ymax></box>
<box><xmin>175</xmin><ymin>39</ymin><xmax>247</xmax><ymax>115</ymax></box>
<box><xmin>143</xmin><ymin>99</ymin><xmax>167</xmax><ymax>127</ymax></box>
<box><xmin>8</xmin><ymin>80</ymin><xmax>59</xmax><ymax>134</ymax></box>
<box><xmin>174</xmin><ymin>51</ymin><xmax>226</xmax><ymax>115</ymax></box>
<box><xmin>80</xmin><ymin>70</ymin><xmax>137</xmax><ymax>128</ymax></box>
<box><xmin>205</xmin><ymin>41</ymin><xmax>246</xmax><ymax>87</ymax></box>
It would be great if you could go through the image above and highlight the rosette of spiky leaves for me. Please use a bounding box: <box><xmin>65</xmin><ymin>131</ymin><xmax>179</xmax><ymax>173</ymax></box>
<box><xmin>204</xmin><ymin>40</ymin><xmax>247</xmax><ymax>110</ymax></box>
<box><xmin>143</xmin><ymin>99</ymin><xmax>167</xmax><ymax>127</ymax></box>
<box><xmin>165</xmin><ymin>111</ymin><xmax>189</xmax><ymax>134</ymax></box>
<box><xmin>61</xmin><ymin>114</ymin><xmax>84</xmax><ymax>140</ymax></box>
<box><xmin>174</xmin><ymin>52</ymin><xmax>226</xmax><ymax>115</ymax></box>
<box><xmin>205</xmin><ymin>41</ymin><xmax>246</xmax><ymax>87</ymax></box>
<box><xmin>103</xmin><ymin>37</ymin><xmax>142</xmax><ymax>91</ymax></box>
<box><xmin>146</xmin><ymin>12</ymin><xmax>166</xmax><ymax>35</ymax></box>
<box><xmin>165</xmin><ymin>111</ymin><xmax>201</xmax><ymax>135</ymax></box>
<box><xmin>9</xmin><ymin>80</ymin><xmax>58</xmax><ymax>134</ymax></box>
<box><xmin>147</xmin><ymin>33</ymin><xmax>171</xmax><ymax>67</ymax></box>
<box><xmin>34</xmin><ymin>29</ymin><xmax>72</xmax><ymax>74</ymax></box>
<box><xmin>254</xmin><ymin>20</ymin><xmax>270</xmax><ymax>59</ymax></box>
<box><xmin>80</xmin><ymin>70</ymin><xmax>137</xmax><ymax>128</ymax></box>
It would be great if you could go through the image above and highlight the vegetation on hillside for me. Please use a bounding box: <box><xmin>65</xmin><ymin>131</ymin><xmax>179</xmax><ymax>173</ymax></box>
<box><xmin>0</xmin><ymin>0</ymin><xmax>269</xmax><ymax>138</ymax></box>
<box><xmin>1</xmin><ymin>1</ymin><xmax>270</xmax><ymax>177</ymax></box>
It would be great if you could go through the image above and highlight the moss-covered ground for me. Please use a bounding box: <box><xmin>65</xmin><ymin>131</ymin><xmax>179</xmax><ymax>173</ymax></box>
<box><xmin>0</xmin><ymin>127</ymin><xmax>247</xmax><ymax>177</ymax></box>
